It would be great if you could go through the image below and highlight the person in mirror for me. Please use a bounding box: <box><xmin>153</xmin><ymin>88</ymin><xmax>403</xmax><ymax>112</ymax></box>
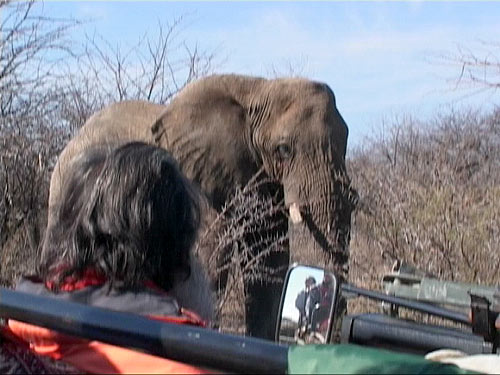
<box><xmin>295</xmin><ymin>276</ymin><xmax>321</xmax><ymax>338</ymax></box>
<box><xmin>2</xmin><ymin>142</ymin><xmax>215</xmax><ymax>374</ymax></box>
<box><xmin>311</xmin><ymin>272</ymin><xmax>335</xmax><ymax>335</ymax></box>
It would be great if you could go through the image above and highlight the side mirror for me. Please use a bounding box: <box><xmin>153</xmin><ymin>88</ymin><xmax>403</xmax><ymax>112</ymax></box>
<box><xmin>275</xmin><ymin>264</ymin><xmax>339</xmax><ymax>344</ymax></box>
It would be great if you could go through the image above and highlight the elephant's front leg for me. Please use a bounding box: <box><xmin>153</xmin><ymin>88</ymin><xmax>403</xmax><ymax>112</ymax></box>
<box><xmin>245</xmin><ymin>249</ymin><xmax>289</xmax><ymax>340</ymax></box>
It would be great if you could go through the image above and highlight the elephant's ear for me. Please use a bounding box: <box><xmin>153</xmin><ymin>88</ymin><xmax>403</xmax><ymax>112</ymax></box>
<box><xmin>146</xmin><ymin>94</ymin><xmax>263</xmax><ymax>210</ymax></box>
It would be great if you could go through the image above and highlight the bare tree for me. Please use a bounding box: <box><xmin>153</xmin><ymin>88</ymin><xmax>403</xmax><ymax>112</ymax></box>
<box><xmin>266</xmin><ymin>56</ymin><xmax>309</xmax><ymax>79</ymax></box>
<box><xmin>432</xmin><ymin>41</ymin><xmax>500</xmax><ymax>96</ymax></box>
<box><xmin>0</xmin><ymin>0</ymin><xmax>79</xmax><ymax>284</ymax></box>
<box><xmin>0</xmin><ymin>1</ymin><xmax>77</xmax><ymax>116</ymax></box>
<box><xmin>55</xmin><ymin>17</ymin><xmax>218</xmax><ymax>133</ymax></box>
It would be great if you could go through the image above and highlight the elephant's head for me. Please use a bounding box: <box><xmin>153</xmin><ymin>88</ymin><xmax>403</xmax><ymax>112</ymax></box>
<box><xmin>241</xmin><ymin>77</ymin><xmax>356</xmax><ymax>275</ymax></box>
<box><xmin>160</xmin><ymin>75</ymin><xmax>356</xmax><ymax>276</ymax></box>
<box><xmin>173</xmin><ymin>75</ymin><xmax>357</xmax><ymax>338</ymax></box>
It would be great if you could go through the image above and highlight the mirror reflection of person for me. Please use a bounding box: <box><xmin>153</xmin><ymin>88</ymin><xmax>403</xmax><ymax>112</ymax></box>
<box><xmin>312</xmin><ymin>272</ymin><xmax>335</xmax><ymax>334</ymax></box>
<box><xmin>295</xmin><ymin>276</ymin><xmax>320</xmax><ymax>335</ymax></box>
<box><xmin>320</xmin><ymin>273</ymin><xmax>334</xmax><ymax>308</ymax></box>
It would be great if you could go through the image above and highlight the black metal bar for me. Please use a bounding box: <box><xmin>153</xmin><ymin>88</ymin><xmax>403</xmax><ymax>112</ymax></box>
<box><xmin>343</xmin><ymin>313</ymin><xmax>493</xmax><ymax>355</ymax></box>
<box><xmin>0</xmin><ymin>287</ymin><xmax>288</xmax><ymax>374</ymax></box>
<box><xmin>341</xmin><ymin>283</ymin><xmax>471</xmax><ymax>326</ymax></box>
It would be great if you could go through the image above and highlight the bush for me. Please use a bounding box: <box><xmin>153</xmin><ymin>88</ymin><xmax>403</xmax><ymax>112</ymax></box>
<box><xmin>195</xmin><ymin>170</ymin><xmax>288</xmax><ymax>333</ymax></box>
<box><xmin>0</xmin><ymin>0</ymin><xmax>76</xmax><ymax>284</ymax></box>
<box><xmin>348</xmin><ymin>108</ymin><xmax>500</xmax><ymax>294</ymax></box>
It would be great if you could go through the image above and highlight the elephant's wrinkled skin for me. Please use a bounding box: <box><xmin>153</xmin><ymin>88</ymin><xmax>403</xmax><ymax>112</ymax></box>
<box><xmin>48</xmin><ymin>74</ymin><xmax>355</xmax><ymax>339</ymax></box>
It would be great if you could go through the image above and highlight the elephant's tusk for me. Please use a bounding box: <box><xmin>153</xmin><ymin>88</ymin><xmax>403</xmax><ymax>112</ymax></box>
<box><xmin>289</xmin><ymin>203</ymin><xmax>303</xmax><ymax>224</ymax></box>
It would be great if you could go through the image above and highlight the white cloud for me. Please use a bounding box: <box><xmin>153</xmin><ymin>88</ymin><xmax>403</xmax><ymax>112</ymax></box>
<box><xmin>75</xmin><ymin>3</ymin><xmax>110</xmax><ymax>22</ymax></box>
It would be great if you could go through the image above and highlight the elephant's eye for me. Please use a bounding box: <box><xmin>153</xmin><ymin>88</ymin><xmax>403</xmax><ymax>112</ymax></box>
<box><xmin>276</xmin><ymin>143</ymin><xmax>293</xmax><ymax>160</ymax></box>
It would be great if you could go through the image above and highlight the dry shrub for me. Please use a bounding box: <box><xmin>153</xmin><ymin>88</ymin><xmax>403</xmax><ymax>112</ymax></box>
<box><xmin>348</xmin><ymin>108</ymin><xmax>500</xmax><ymax>307</ymax></box>
<box><xmin>195</xmin><ymin>170</ymin><xmax>288</xmax><ymax>333</ymax></box>
<box><xmin>0</xmin><ymin>115</ymin><xmax>68</xmax><ymax>286</ymax></box>
<box><xmin>0</xmin><ymin>0</ymin><xmax>77</xmax><ymax>285</ymax></box>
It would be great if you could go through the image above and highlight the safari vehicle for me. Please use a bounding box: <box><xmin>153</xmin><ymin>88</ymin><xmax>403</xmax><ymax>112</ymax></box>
<box><xmin>1</xmin><ymin>263</ymin><xmax>498</xmax><ymax>374</ymax></box>
<box><xmin>276</xmin><ymin>263</ymin><xmax>500</xmax><ymax>373</ymax></box>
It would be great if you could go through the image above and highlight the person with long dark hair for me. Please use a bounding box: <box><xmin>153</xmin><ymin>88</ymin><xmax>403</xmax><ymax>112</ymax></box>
<box><xmin>4</xmin><ymin>142</ymin><xmax>214</xmax><ymax>374</ymax></box>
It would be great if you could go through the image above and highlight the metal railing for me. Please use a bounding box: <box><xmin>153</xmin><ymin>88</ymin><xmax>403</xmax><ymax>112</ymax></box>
<box><xmin>0</xmin><ymin>287</ymin><xmax>288</xmax><ymax>374</ymax></box>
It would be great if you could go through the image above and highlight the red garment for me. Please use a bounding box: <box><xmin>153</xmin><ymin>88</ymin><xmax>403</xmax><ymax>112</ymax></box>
<box><xmin>44</xmin><ymin>268</ymin><xmax>108</xmax><ymax>292</ymax></box>
<box><xmin>45</xmin><ymin>268</ymin><xmax>165</xmax><ymax>294</ymax></box>
<box><xmin>5</xmin><ymin>272</ymin><xmax>213</xmax><ymax>374</ymax></box>
<box><xmin>319</xmin><ymin>283</ymin><xmax>333</xmax><ymax>307</ymax></box>
<box><xmin>5</xmin><ymin>320</ymin><xmax>212</xmax><ymax>374</ymax></box>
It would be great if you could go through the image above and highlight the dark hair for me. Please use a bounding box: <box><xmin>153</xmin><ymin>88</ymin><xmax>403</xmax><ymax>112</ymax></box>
<box><xmin>40</xmin><ymin>142</ymin><xmax>200</xmax><ymax>292</ymax></box>
<box><xmin>305</xmin><ymin>276</ymin><xmax>316</xmax><ymax>285</ymax></box>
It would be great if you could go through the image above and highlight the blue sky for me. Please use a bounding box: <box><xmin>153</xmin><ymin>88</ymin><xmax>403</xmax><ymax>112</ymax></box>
<box><xmin>38</xmin><ymin>1</ymin><xmax>500</xmax><ymax>150</ymax></box>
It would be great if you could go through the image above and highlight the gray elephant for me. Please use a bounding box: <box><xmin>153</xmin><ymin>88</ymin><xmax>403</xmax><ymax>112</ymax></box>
<box><xmin>47</xmin><ymin>74</ymin><xmax>356</xmax><ymax>339</ymax></box>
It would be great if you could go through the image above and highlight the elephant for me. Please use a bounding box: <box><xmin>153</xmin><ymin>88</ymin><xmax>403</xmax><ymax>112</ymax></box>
<box><xmin>47</xmin><ymin>74</ymin><xmax>356</xmax><ymax>339</ymax></box>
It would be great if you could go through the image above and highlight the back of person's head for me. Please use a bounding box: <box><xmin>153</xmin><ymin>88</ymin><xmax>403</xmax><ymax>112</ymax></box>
<box><xmin>40</xmin><ymin>142</ymin><xmax>200</xmax><ymax>292</ymax></box>
<box><xmin>305</xmin><ymin>276</ymin><xmax>316</xmax><ymax>287</ymax></box>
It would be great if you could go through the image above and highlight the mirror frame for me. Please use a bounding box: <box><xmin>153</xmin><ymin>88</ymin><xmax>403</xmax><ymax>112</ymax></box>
<box><xmin>275</xmin><ymin>263</ymin><xmax>340</xmax><ymax>344</ymax></box>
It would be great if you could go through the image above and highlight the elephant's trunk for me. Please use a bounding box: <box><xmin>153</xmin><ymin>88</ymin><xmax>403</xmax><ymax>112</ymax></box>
<box><xmin>287</xmin><ymin>163</ymin><xmax>355</xmax><ymax>281</ymax></box>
